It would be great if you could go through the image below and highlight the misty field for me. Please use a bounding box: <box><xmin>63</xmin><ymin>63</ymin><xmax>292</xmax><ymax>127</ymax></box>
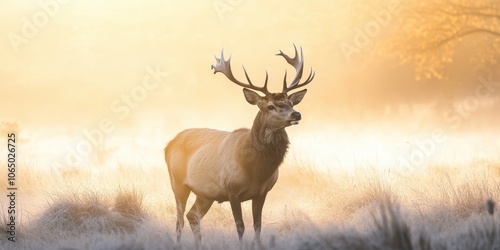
<box><xmin>1</xmin><ymin>154</ymin><xmax>500</xmax><ymax>250</ymax></box>
<box><xmin>2</xmin><ymin>0</ymin><xmax>500</xmax><ymax>249</ymax></box>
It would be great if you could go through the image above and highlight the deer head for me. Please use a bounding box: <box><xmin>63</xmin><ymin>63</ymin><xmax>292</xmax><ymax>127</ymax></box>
<box><xmin>211</xmin><ymin>45</ymin><xmax>315</xmax><ymax>130</ymax></box>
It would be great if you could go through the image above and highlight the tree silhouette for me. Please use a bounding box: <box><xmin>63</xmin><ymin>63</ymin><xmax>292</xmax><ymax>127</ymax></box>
<box><xmin>388</xmin><ymin>0</ymin><xmax>500</xmax><ymax>79</ymax></box>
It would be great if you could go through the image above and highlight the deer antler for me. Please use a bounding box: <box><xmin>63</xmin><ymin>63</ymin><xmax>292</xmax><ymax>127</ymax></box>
<box><xmin>277</xmin><ymin>44</ymin><xmax>315</xmax><ymax>94</ymax></box>
<box><xmin>212</xmin><ymin>49</ymin><xmax>271</xmax><ymax>96</ymax></box>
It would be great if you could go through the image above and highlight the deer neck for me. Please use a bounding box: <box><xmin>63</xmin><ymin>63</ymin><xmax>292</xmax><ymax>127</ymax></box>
<box><xmin>241</xmin><ymin>111</ymin><xmax>290</xmax><ymax>180</ymax></box>
<box><xmin>250</xmin><ymin>112</ymin><xmax>289</xmax><ymax>146</ymax></box>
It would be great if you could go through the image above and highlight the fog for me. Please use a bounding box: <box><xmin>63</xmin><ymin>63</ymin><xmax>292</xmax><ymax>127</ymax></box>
<box><xmin>2</xmin><ymin>1</ymin><xmax>499</xmax><ymax>172</ymax></box>
<box><xmin>0</xmin><ymin>1</ymin><xmax>500</xmax><ymax>248</ymax></box>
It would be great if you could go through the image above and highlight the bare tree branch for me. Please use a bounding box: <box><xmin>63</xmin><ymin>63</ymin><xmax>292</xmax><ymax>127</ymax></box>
<box><xmin>425</xmin><ymin>28</ymin><xmax>500</xmax><ymax>52</ymax></box>
<box><xmin>385</xmin><ymin>0</ymin><xmax>500</xmax><ymax>79</ymax></box>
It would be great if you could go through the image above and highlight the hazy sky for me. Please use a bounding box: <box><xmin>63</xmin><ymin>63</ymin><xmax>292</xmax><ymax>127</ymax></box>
<box><xmin>0</xmin><ymin>0</ymin><xmax>500</xmax><ymax>174</ymax></box>
<box><xmin>1</xmin><ymin>0</ymin><xmax>498</xmax><ymax>149</ymax></box>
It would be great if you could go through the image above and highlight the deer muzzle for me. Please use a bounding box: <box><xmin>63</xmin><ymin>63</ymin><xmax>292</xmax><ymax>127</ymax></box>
<box><xmin>288</xmin><ymin>111</ymin><xmax>302</xmax><ymax>125</ymax></box>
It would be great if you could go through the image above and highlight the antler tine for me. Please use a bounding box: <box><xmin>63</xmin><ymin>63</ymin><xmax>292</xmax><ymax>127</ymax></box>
<box><xmin>277</xmin><ymin>44</ymin><xmax>315</xmax><ymax>93</ymax></box>
<box><xmin>282</xmin><ymin>70</ymin><xmax>288</xmax><ymax>93</ymax></box>
<box><xmin>263</xmin><ymin>70</ymin><xmax>269</xmax><ymax>92</ymax></box>
<box><xmin>212</xmin><ymin>49</ymin><xmax>271</xmax><ymax>96</ymax></box>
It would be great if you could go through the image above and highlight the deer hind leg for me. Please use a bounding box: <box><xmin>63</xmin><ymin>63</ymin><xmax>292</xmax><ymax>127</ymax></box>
<box><xmin>173</xmin><ymin>185</ymin><xmax>190</xmax><ymax>242</ymax></box>
<box><xmin>186</xmin><ymin>196</ymin><xmax>214</xmax><ymax>244</ymax></box>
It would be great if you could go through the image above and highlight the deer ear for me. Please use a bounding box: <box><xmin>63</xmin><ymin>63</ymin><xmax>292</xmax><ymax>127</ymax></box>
<box><xmin>243</xmin><ymin>88</ymin><xmax>261</xmax><ymax>105</ymax></box>
<box><xmin>289</xmin><ymin>89</ymin><xmax>307</xmax><ymax>105</ymax></box>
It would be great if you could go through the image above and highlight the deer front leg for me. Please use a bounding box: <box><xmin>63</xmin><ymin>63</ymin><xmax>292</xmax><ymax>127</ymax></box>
<box><xmin>252</xmin><ymin>193</ymin><xmax>267</xmax><ymax>242</ymax></box>
<box><xmin>229</xmin><ymin>198</ymin><xmax>245</xmax><ymax>241</ymax></box>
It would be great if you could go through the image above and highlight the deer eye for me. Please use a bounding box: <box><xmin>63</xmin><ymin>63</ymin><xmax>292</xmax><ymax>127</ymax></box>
<box><xmin>267</xmin><ymin>105</ymin><xmax>275</xmax><ymax>111</ymax></box>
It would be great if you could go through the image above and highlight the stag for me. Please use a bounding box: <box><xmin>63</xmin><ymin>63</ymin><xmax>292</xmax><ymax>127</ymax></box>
<box><xmin>165</xmin><ymin>45</ymin><xmax>315</xmax><ymax>244</ymax></box>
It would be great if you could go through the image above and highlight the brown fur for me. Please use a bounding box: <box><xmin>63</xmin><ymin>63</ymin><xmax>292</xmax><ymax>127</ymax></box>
<box><xmin>165</xmin><ymin>90</ymin><xmax>307</xmax><ymax>244</ymax></box>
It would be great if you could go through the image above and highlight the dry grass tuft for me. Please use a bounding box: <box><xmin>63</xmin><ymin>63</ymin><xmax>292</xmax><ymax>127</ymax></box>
<box><xmin>2</xmin><ymin>157</ymin><xmax>500</xmax><ymax>249</ymax></box>
<box><xmin>112</xmin><ymin>189</ymin><xmax>145</xmax><ymax>220</ymax></box>
<box><xmin>31</xmin><ymin>189</ymin><xmax>146</xmax><ymax>240</ymax></box>
<box><xmin>372</xmin><ymin>199</ymin><xmax>414</xmax><ymax>250</ymax></box>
